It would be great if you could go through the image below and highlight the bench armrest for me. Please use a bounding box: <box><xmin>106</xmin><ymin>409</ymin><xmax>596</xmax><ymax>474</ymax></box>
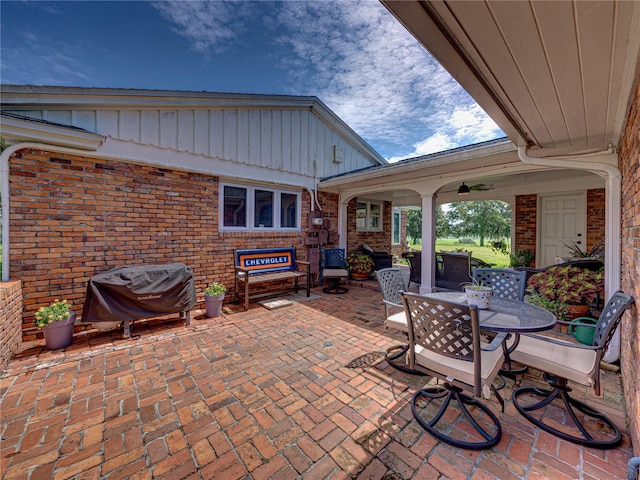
<box><xmin>296</xmin><ymin>260</ymin><xmax>310</xmax><ymax>272</ymax></box>
<box><xmin>235</xmin><ymin>266</ymin><xmax>250</xmax><ymax>275</ymax></box>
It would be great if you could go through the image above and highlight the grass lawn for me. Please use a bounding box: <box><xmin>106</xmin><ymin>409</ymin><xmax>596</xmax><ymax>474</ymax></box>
<box><xmin>408</xmin><ymin>239</ymin><xmax>511</xmax><ymax>268</ymax></box>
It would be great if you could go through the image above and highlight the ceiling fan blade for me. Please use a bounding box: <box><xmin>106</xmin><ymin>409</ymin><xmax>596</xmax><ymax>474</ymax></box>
<box><xmin>470</xmin><ymin>183</ymin><xmax>494</xmax><ymax>191</ymax></box>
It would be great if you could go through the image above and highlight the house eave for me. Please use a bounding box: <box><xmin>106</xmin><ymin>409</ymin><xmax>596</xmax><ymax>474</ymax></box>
<box><xmin>0</xmin><ymin>113</ymin><xmax>105</xmax><ymax>150</ymax></box>
<box><xmin>318</xmin><ymin>138</ymin><xmax>516</xmax><ymax>189</ymax></box>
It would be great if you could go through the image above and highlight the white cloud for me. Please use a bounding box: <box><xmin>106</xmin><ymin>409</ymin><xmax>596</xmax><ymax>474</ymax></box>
<box><xmin>151</xmin><ymin>0</ymin><xmax>504</xmax><ymax>158</ymax></box>
<box><xmin>0</xmin><ymin>31</ymin><xmax>90</xmax><ymax>86</ymax></box>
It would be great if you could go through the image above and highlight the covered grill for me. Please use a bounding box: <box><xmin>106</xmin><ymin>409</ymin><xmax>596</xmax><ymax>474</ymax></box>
<box><xmin>82</xmin><ymin>262</ymin><xmax>197</xmax><ymax>337</ymax></box>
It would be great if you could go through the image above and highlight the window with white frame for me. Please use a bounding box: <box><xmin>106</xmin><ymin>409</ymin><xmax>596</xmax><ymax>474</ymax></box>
<box><xmin>392</xmin><ymin>207</ymin><xmax>401</xmax><ymax>244</ymax></box>
<box><xmin>221</xmin><ymin>183</ymin><xmax>300</xmax><ymax>231</ymax></box>
<box><xmin>356</xmin><ymin>200</ymin><xmax>383</xmax><ymax>232</ymax></box>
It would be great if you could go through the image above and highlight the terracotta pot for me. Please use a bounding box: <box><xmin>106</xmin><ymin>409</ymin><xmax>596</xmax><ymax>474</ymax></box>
<box><xmin>566</xmin><ymin>304</ymin><xmax>590</xmax><ymax>319</ymax></box>
<box><xmin>349</xmin><ymin>272</ymin><xmax>370</xmax><ymax>280</ymax></box>
<box><xmin>42</xmin><ymin>311</ymin><xmax>76</xmax><ymax>350</ymax></box>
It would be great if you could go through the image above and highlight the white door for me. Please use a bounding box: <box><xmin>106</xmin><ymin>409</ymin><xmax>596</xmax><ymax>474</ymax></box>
<box><xmin>538</xmin><ymin>193</ymin><xmax>586</xmax><ymax>268</ymax></box>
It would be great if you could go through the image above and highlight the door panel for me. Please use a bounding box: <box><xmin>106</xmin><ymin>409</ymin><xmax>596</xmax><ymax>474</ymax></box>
<box><xmin>539</xmin><ymin>193</ymin><xmax>586</xmax><ymax>267</ymax></box>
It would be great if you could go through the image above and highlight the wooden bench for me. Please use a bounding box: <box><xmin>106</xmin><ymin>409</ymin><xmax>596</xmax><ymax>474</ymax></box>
<box><xmin>234</xmin><ymin>247</ymin><xmax>310</xmax><ymax>311</ymax></box>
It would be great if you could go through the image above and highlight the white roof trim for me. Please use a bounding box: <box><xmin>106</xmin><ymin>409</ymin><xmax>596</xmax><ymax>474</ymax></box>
<box><xmin>0</xmin><ymin>113</ymin><xmax>105</xmax><ymax>150</ymax></box>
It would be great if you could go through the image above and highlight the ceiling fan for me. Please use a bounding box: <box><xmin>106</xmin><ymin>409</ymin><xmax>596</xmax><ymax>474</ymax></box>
<box><xmin>457</xmin><ymin>182</ymin><xmax>494</xmax><ymax>195</ymax></box>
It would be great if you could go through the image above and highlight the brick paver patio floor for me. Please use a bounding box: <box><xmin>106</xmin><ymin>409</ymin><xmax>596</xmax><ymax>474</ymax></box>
<box><xmin>1</xmin><ymin>285</ymin><xmax>634</xmax><ymax>479</ymax></box>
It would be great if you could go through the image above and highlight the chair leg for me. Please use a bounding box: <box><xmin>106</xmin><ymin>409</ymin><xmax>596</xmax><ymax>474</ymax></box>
<box><xmin>412</xmin><ymin>384</ymin><xmax>502</xmax><ymax>450</ymax></box>
<box><xmin>512</xmin><ymin>376</ymin><xmax>622</xmax><ymax>449</ymax></box>
<box><xmin>322</xmin><ymin>278</ymin><xmax>348</xmax><ymax>294</ymax></box>
<box><xmin>384</xmin><ymin>344</ymin><xmax>427</xmax><ymax>376</ymax></box>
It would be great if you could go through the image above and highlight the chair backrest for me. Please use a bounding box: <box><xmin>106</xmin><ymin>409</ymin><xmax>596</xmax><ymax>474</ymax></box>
<box><xmin>323</xmin><ymin>248</ymin><xmax>347</xmax><ymax>269</ymax></box>
<box><xmin>593</xmin><ymin>291</ymin><xmax>633</xmax><ymax>350</ymax></box>
<box><xmin>437</xmin><ymin>252</ymin><xmax>472</xmax><ymax>290</ymax></box>
<box><xmin>376</xmin><ymin>268</ymin><xmax>407</xmax><ymax>308</ymax></box>
<box><xmin>401</xmin><ymin>251</ymin><xmax>421</xmax><ymax>284</ymax></box>
<box><xmin>401</xmin><ymin>292</ymin><xmax>482</xmax><ymax>396</ymax></box>
<box><xmin>472</xmin><ymin>268</ymin><xmax>527</xmax><ymax>300</ymax></box>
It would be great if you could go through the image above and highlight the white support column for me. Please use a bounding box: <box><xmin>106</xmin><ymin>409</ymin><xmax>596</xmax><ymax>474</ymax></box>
<box><xmin>337</xmin><ymin>192</ymin><xmax>349</xmax><ymax>250</ymax></box>
<box><xmin>419</xmin><ymin>194</ymin><xmax>437</xmax><ymax>294</ymax></box>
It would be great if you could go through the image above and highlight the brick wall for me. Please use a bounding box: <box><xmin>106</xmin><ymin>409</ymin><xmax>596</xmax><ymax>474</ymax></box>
<box><xmin>586</xmin><ymin>189</ymin><xmax>606</xmax><ymax>251</ymax></box>
<box><xmin>345</xmin><ymin>199</ymin><xmax>392</xmax><ymax>254</ymax></box>
<box><xmin>619</xmin><ymin>75</ymin><xmax>640</xmax><ymax>455</ymax></box>
<box><xmin>0</xmin><ymin>281</ymin><xmax>22</xmax><ymax>372</ymax></box>
<box><xmin>514</xmin><ymin>190</ymin><xmax>605</xmax><ymax>265</ymax></box>
<box><xmin>514</xmin><ymin>194</ymin><xmax>537</xmax><ymax>264</ymax></box>
<box><xmin>8</xmin><ymin>149</ymin><xmax>337</xmax><ymax>341</ymax></box>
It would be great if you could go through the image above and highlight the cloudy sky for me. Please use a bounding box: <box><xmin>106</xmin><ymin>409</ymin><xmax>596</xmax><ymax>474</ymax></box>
<box><xmin>0</xmin><ymin>0</ymin><xmax>504</xmax><ymax>161</ymax></box>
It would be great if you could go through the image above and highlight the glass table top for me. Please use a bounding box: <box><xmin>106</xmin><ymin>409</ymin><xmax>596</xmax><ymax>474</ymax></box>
<box><xmin>421</xmin><ymin>291</ymin><xmax>556</xmax><ymax>333</ymax></box>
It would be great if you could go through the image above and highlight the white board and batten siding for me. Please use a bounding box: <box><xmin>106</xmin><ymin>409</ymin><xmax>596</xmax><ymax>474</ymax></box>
<box><xmin>2</xmin><ymin>88</ymin><xmax>385</xmax><ymax>184</ymax></box>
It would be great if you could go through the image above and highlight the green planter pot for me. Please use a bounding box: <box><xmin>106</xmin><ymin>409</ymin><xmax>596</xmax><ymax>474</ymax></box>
<box><xmin>42</xmin><ymin>311</ymin><xmax>76</xmax><ymax>350</ymax></box>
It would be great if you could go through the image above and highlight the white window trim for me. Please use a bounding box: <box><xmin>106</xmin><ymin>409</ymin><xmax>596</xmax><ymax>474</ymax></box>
<box><xmin>392</xmin><ymin>207</ymin><xmax>401</xmax><ymax>245</ymax></box>
<box><xmin>356</xmin><ymin>200</ymin><xmax>384</xmax><ymax>232</ymax></box>
<box><xmin>220</xmin><ymin>182</ymin><xmax>301</xmax><ymax>232</ymax></box>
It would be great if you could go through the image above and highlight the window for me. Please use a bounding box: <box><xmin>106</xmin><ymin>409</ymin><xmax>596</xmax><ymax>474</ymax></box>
<box><xmin>392</xmin><ymin>208</ymin><xmax>401</xmax><ymax>244</ymax></box>
<box><xmin>221</xmin><ymin>183</ymin><xmax>300</xmax><ymax>231</ymax></box>
<box><xmin>356</xmin><ymin>200</ymin><xmax>383</xmax><ymax>232</ymax></box>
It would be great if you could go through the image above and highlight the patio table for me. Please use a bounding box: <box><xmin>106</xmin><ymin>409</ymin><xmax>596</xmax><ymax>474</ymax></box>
<box><xmin>421</xmin><ymin>291</ymin><xmax>556</xmax><ymax>333</ymax></box>
<box><xmin>421</xmin><ymin>291</ymin><xmax>556</xmax><ymax>376</ymax></box>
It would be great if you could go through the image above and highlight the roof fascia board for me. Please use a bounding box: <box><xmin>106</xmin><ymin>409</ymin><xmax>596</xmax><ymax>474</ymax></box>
<box><xmin>0</xmin><ymin>114</ymin><xmax>105</xmax><ymax>150</ymax></box>
<box><xmin>318</xmin><ymin>139</ymin><xmax>517</xmax><ymax>188</ymax></box>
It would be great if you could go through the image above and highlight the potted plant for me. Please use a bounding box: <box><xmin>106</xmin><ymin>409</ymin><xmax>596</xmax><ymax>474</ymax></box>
<box><xmin>461</xmin><ymin>279</ymin><xmax>493</xmax><ymax>309</ymax></box>
<box><xmin>346</xmin><ymin>252</ymin><xmax>375</xmax><ymax>280</ymax></box>
<box><xmin>35</xmin><ymin>299</ymin><xmax>76</xmax><ymax>350</ymax></box>
<box><xmin>204</xmin><ymin>281</ymin><xmax>227</xmax><ymax>318</ymax></box>
<box><xmin>526</xmin><ymin>265</ymin><xmax>604</xmax><ymax>319</ymax></box>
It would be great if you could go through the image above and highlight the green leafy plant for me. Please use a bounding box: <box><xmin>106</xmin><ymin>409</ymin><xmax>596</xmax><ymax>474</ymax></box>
<box><xmin>34</xmin><ymin>299</ymin><xmax>71</xmax><ymax>329</ymax></box>
<box><xmin>461</xmin><ymin>278</ymin><xmax>492</xmax><ymax>291</ymax></box>
<box><xmin>563</xmin><ymin>239</ymin><xmax>604</xmax><ymax>260</ymax></box>
<box><xmin>526</xmin><ymin>265</ymin><xmax>604</xmax><ymax>306</ymax></box>
<box><xmin>204</xmin><ymin>281</ymin><xmax>227</xmax><ymax>296</ymax></box>
<box><xmin>346</xmin><ymin>252</ymin><xmax>375</xmax><ymax>274</ymax></box>
<box><xmin>525</xmin><ymin>293</ymin><xmax>570</xmax><ymax>321</ymax></box>
<box><xmin>509</xmin><ymin>249</ymin><xmax>535</xmax><ymax>267</ymax></box>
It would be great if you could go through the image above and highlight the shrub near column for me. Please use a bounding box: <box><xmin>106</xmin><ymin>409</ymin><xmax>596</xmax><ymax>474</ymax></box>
<box><xmin>204</xmin><ymin>281</ymin><xmax>227</xmax><ymax>318</ymax></box>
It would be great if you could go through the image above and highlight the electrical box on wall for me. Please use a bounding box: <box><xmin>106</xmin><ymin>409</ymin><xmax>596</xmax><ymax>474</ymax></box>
<box><xmin>308</xmin><ymin>215</ymin><xmax>323</xmax><ymax>229</ymax></box>
<box><xmin>308</xmin><ymin>248</ymin><xmax>320</xmax><ymax>274</ymax></box>
<box><xmin>333</xmin><ymin>145</ymin><xmax>344</xmax><ymax>164</ymax></box>
<box><xmin>318</xmin><ymin>230</ymin><xmax>328</xmax><ymax>244</ymax></box>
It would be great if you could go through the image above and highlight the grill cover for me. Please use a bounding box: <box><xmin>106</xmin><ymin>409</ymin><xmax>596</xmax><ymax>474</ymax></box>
<box><xmin>82</xmin><ymin>263</ymin><xmax>196</xmax><ymax>323</ymax></box>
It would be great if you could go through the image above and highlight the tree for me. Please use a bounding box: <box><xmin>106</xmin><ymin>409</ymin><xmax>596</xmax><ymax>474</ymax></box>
<box><xmin>436</xmin><ymin>206</ymin><xmax>450</xmax><ymax>238</ymax></box>
<box><xmin>444</xmin><ymin>201</ymin><xmax>510</xmax><ymax>246</ymax></box>
<box><xmin>406</xmin><ymin>209</ymin><xmax>422</xmax><ymax>244</ymax></box>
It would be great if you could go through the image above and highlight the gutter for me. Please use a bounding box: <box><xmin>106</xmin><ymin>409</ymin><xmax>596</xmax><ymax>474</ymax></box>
<box><xmin>517</xmin><ymin>145</ymin><xmax>622</xmax><ymax>362</ymax></box>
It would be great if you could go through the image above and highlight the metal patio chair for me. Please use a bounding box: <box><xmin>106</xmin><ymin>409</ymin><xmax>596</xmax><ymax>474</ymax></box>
<box><xmin>472</xmin><ymin>268</ymin><xmax>527</xmax><ymax>301</ymax></box>
<box><xmin>401</xmin><ymin>292</ymin><xmax>505</xmax><ymax>449</ymax></box>
<box><xmin>376</xmin><ymin>268</ymin><xmax>424</xmax><ymax>375</ymax></box>
<box><xmin>321</xmin><ymin>248</ymin><xmax>349</xmax><ymax>294</ymax></box>
<box><xmin>511</xmin><ymin>290</ymin><xmax>633</xmax><ymax>449</ymax></box>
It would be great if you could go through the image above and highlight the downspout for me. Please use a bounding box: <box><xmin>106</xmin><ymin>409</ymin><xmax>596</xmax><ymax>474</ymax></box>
<box><xmin>517</xmin><ymin>145</ymin><xmax>621</xmax><ymax>362</ymax></box>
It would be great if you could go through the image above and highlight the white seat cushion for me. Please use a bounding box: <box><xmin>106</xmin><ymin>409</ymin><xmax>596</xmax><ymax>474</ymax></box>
<box><xmin>385</xmin><ymin>311</ymin><xmax>408</xmax><ymax>332</ymax></box>
<box><xmin>323</xmin><ymin>269</ymin><xmax>348</xmax><ymax>278</ymax></box>
<box><xmin>414</xmin><ymin>343</ymin><xmax>504</xmax><ymax>393</ymax></box>
<box><xmin>509</xmin><ymin>334</ymin><xmax>597</xmax><ymax>387</ymax></box>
